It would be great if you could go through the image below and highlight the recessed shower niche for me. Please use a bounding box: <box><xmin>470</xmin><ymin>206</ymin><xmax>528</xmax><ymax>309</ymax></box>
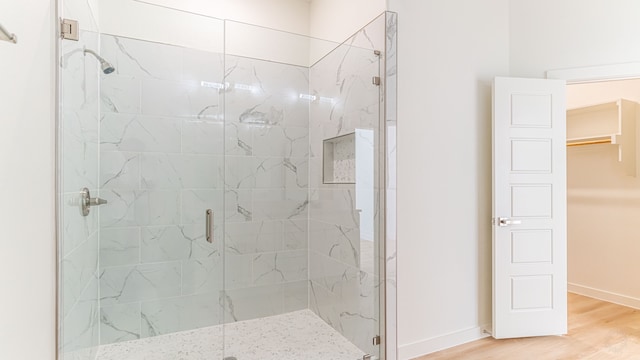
<box><xmin>323</xmin><ymin>132</ymin><xmax>356</xmax><ymax>184</ymax></box>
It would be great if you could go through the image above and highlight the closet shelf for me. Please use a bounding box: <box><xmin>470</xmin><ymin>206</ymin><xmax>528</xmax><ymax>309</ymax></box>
<box><xmin>566</xmin><ymin>99</ymin><xmax>640</xmax><ymax>176</ymax></box>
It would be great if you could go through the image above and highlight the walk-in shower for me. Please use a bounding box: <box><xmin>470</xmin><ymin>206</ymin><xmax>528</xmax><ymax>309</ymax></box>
<box><xmin>56</xmin><ymin>1</ymin><xmax>396</xmax><ymax>360</ymax></box>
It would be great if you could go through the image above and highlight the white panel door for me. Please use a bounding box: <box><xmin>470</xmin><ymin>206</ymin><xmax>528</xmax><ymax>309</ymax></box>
<box><xmin>492</xmin><ymin>77</ymin><xmax>567</xmax><ymax>339</ymax></box>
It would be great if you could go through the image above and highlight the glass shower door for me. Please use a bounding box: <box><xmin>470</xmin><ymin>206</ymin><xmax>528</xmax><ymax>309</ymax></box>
<box><xmin>222</xmin><ymin>17</ymin><xmax>385</xmax><ymax>360</ymax></box>
<box><xmin>58</xmin><ymin>2</ymin><xmax>226</xmax><ymax>359</ymax></box>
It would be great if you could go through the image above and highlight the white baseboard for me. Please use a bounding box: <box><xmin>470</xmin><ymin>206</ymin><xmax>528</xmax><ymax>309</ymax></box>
<box><xmin>568</xmin><ymin>283</ymin><xmax>640</xmax><ymax>310</ymax></box>
<box><xmin>398</xmin><ymin>324</ymin><xmax>490</xmax><ymax>360</ymax></box>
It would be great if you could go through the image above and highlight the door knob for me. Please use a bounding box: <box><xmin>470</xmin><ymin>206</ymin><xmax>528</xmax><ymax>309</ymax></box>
<box><xmin>498</xmin><ymin>217</ymin><xmax>521</xmax><ymax>227</ymax></box>
<box><xmin>80</xmin><ymin>187</ymin><xmax>107</xmax><ymax>216</ymax></box>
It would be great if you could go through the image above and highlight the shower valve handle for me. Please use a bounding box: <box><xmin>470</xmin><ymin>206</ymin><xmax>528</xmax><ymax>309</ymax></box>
<box><xmin>80</xmin><ymin>187</ymin><xmax>107</xmax><ymax>217</ymax></box>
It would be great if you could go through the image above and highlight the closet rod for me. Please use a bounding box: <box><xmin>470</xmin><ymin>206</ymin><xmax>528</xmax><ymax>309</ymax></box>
<box><xmin>566</xmin><ymin>139</ymin><xmax>612</xmax><ymax>147</ymax></box>
<box><xmin>0</xmin><ymin>23</ymin><xmax>17</xmax><ymax>44</ymax></box>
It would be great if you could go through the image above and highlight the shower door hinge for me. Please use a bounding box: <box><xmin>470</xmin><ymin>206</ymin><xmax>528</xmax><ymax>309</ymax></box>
<box><xmin>363</xmin><ymin>355</ymin><xmax>373</xmax><ymax>360</ymax></box>
<box><xmin>372</xmin><ymin>76</ymin><xmax>381</xmax><ymax>86</ymax></box>
<box><xmin>373</xmin><ymin>335</ymin><xmax>381</xmax><ymax>345</ymax></box>
<box><xmin>374</xmin><ymin>50</ymin><xmax>381</xmax><ymax>56</ymax></box>
<box><xmin>60</xmin><ymin>18</ymin><xmax>79</xmax><ymax>41</ymax></box>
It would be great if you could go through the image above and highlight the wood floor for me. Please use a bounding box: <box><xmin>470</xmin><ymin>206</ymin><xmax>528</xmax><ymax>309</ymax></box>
<box><xmin>414</xmin><ymin>293</ymin><xmax>640</xmax><ymax>360</ymax></box>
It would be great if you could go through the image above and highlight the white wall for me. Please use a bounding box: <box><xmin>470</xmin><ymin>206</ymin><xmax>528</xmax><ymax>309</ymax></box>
<box><xmin>309</xmin><ymin>0</ymin><xmax>386</xmax><ymax>43</ymax></box>
<box><xmin>135</xmin><ymin>0</ymin><xmax>311</xmax><ymax>35</ymax></box>
<box><xmin>99</xmin><ymin>0</ymin><xmax>315</xmax><ymax>66</ymax></box>
<box><xmin>567</xmin><ymin>80</ymin><xmax>640</xmax><ymax>308</ymax></box>
<box><xmin>510</xmin><ymin>0</ymin><xmax>640</xmax><ymax>78</ymax></box>
<box><xmin>0</xmin><ymin>0</ymin><xmax>56</xmax><ymax>359</ymax></box>
<box><xmin>386</xmin><ymin>0</ymin><xmax>510</xmax><ymax>358</ymax></box>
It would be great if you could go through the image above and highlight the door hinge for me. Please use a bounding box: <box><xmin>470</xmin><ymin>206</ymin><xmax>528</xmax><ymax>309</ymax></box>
<box><xmin>60</xmin><ymin>18</ymin><xmax>79</xmax><ymax>41</ymax></box>
<box><xmin>372</xmin><ymin>76</ymin><xmax>381</xmax><ymax>86</ymax></box>
<box><xmin>372</xmin><ymin>335</ymin><xmax>381</xmax><ymax>346</ymax></box>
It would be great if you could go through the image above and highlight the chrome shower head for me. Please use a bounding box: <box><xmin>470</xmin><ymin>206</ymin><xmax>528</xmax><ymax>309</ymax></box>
<box><xmin>83</xmin><ymin>49</ymin><xmax>115</xmax><ymax>75</ymax></box>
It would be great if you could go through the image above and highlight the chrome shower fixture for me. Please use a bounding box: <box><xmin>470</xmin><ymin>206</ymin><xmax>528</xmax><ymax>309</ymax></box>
<box><xmin>83</xmin><ymin>48</ymin><xmax>115</xmax><ymax>74</ymax></box>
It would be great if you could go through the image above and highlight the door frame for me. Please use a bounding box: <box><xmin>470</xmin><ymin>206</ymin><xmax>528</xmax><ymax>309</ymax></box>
<box><xmin>546</xmin><ymin>62</ymin><xmax>640</xmax><ymax>84</ymax></box>
<box><xmin>547</xmin><ymin>62</ymin><xmax>640</xmax><ymax>309</ymax></box>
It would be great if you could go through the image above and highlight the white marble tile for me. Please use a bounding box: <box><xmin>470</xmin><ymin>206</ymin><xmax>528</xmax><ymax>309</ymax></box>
<box><xmin>98</xmin><ymin>190</ymin><xmax>180</xmax><ymax>227</ymax></box>
<box><xmin>140</xmin><ymin>293</ymin><xmax>222</xmax><ymax>337</ymax></box>
<box><xmin>182</xmin><ymin>257</ymin><xmax>223</xmax><ymax>295</ymax></box>
<box><xmin>224</xmin><ymin>189</ymin><xmax>252</xmax><ymax>222</ymax></box>
<box><xmin>62</xmin><ymin>109</ymin><xmax>100</xmax><ymax>192</ymax></box>
<box><xmin>222</xmin><ymin>284</ymin><xmax>284</xmax><ymax>322</ymax></box>
<box><xmin>224</xmin><ymin>221</ymin><xmax>283</xmax><ymax>255</ymax></box>
<box><xmin>223</xmin><ymin>253</ymin><xmax>253</xmax><ymax>290</ymax></box>
<box><xmin>63</xmin><ymin>231</ymin><xmax>99</xmax><ymax>315</ymax></box>
<box><xmin>254</xmin><ymin>157</ymin><xmax>309</xmax><ymax>189</ymax></box>
<box><xmin>182</xmin><ymin>154</ymin><xmax>224</xmax><ymax>189</ymax></box>
<box><xmin>283</xmin><ymin>280</ymin><xmax>308</xmax><ymax>312</ymax></box>
<box><xmin>100</xmin><ymin>151</ymin><xmax>140</xmax><ymax>190</ymax></box>
<box><xmin>224</xmin><ymin>156</ymin><xmax>256</xmax><ymax>189</ymax></box>
<box><xmin>98</xmin><ymin>189</ymin><xmax>139</xmax><ymax>228</ymax></box>
<box><xmin>141</xmin><ymin>226</ymin><xmax>196</xmax><ymax>262</ymax></box>
<box><xmin>141</xmin><ymin>78</ymin><xmax>221</xmax><ymax>119</ymax></box>
<box><xmin>225</xmin><ymin>123</ymin><xmax>253</xmax><ymax>156</ymax></box>
<box><xmin>100</xmin><ymin>113</ymin><xmax>182</xmax><ymax>153</ymax></box>
<box><xmin>100</xmin><ymin>35</ymin><xmax>183</xmax><ymax>81</ymax></box>
<box><xmin>252</xmin><ymin>125</ymin><xmax>309</xmax><ymax>158</ymax></box>
<box><xmin>309</xmin><ymin>220</ymin><xmax>361</xmax><ymax>268</ymax></box>
<box><xmin>252</xmin><ymin>250</ymin><xmax>308</xmax><ymax>286</ymax></box>
<box><xmin>182</xmin><ymin>120</ymin><xmax>224</xmax><ymax>155</ymax></box>
<box><xmin>180</xmin><ymin>189</ymin><xmax>224</xmax><ymax>225</ymax></box>
<box><xmin>283</xmin><ymin>219</ymin><xmax>308</xmax><ymax>251</ymax></box>
<box><xmin>182</xmin><ymin>48</ymin><xmax>223</xmax><ymax>83</ymax></box>
<box><xmin>252</xmin><ymin>188</ymin><xmax>308</xmax><ymax>221</ymax></box>
<box><xmin>100</xmin><ymin>262</ymin><xmax>182</xmax><ymax>306</ymax></box>
<box><xmin>100</xmin><ymin>227</ymin><xmax>140</xmax><ymax>268</ymax></box>
<box><xmin>139</xmin><ymin>153</ymin><xmax>182</xmax><ymax>189</ymax></box>
<box><xmin>63</xmin><ymin>273</ymin><xmax>100</xmax><ymax>354</ymax></box>
<box><xmin>225</xmin><ymin>55</ymin><xmax>309</xmax><ymax>128</ymax></box>
<box><xmin>100</xmin><ymin>303</ymin><xmax>142</xmax><ymax>344</ymax></box>
<box><xmin>101</xmin><ymin>75</ymin><xmax>141</xmax><ymax>114</ymax></box>
<box><xmin>309</xmin><ymin>188</ymin><xmax>360</xmax><ymax>228</ymax></box>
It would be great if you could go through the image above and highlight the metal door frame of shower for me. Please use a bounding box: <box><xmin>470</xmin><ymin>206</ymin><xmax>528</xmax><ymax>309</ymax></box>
<box><xmin>54</xmin><ymin>0</ymin><xmax>62</xmax><ymax>358</ymax></box>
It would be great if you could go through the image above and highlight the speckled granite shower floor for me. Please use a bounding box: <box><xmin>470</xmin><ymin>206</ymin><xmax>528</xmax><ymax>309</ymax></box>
<box><xmin>95</xmin><ymin>310</ymin><xmax>366</xmax><ymax>360</ymax></box>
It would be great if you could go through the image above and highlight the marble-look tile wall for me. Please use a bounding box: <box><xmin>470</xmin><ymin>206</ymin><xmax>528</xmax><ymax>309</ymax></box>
<box><xmin>97</xmin><ymin>34</ymin><xmax>225</xmax><ymax>347</ymax></box>
<box><xmin>60</xmin><ymin>30</ymin><xmax>101</xmax><ymax>360</ymax></box>
<box><xmin>222</xmin><ymin>55</ymin><xmax>310</xmax><ymax>324</ymax></box>
<box><xmin>97</xmin><ymin>35</ymin><xmax>311</xmax><ymax>345</ymax></box>
<box><xmin>308</xmin><ymin>14</ymin><xmax>386</xmax><ymax>357</ymax></box>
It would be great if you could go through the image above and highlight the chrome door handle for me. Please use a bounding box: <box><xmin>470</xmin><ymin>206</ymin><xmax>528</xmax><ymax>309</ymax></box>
<box><xmin>80</xmin><ymin>187</ymin><xmax>107</xmax><ymax>217</ymax></box>
<box><xmin>498</xmin><ymin>217</ymin><xmax>521</xmax><ymax>227</ymax></box>
<box><xmin>205</xmin><ymin>209</ymin><xmax>213</xmax><ymax>243</ymax></box>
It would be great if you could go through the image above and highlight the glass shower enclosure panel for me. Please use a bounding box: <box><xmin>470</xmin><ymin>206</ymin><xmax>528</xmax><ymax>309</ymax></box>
<box><xmin>308</xmin><ymin>16</ymin><xmax>386</xmax><ymax>359</ymax></box>
<box><xmin>57</xmin><ymin>1</ymin><xmax>225</xmax><ymax>358</ymax></box>
<box><xmin>223</xmin><ymin>19</ymin><xmax>384</xmax><ymax>359</ymax></box>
